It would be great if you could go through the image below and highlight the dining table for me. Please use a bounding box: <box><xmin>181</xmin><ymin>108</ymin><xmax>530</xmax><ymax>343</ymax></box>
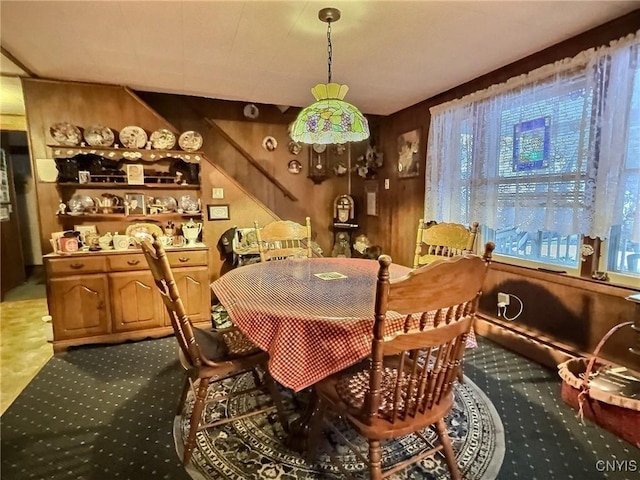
<box><xmin>210</xmin><ymin>257</ymin><xmax>477</xmax><ymax>392</ymax></box>
<box><xmin>210</xmin><ymin>256</ymin><xmax>478</xmax><ymax>451</ymax></box>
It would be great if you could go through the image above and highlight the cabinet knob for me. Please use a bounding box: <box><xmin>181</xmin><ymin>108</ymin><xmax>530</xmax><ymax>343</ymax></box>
<box><xmin>127</xmin><ymin>260</ymin><xmax>140</xmax><ymax>266</ymax></box>
<box><xmin>70</xmin><ymin>263</ymin><xmax>84</xmax><ymax>269</ymax></box>
<box><xmin>178</xmin><ymin>257</ymin><xmax>189</xmax><ymax>262</ymax></box>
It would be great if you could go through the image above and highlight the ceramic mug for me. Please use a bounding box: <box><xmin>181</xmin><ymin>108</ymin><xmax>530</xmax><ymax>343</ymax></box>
<box><xmin>113</xmin><ymin>234</ymin><xmax>135</xmax><ymax>251</ymax></box>
<box><xmin>158</xmin><ymin>235</ymin><xmax>173</xmax><ymax>248</ymax></box>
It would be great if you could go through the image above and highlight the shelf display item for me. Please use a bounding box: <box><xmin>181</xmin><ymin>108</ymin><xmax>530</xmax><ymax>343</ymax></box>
<box><xmin>150</xmin><ymin>129</ymin><xmax>177</xmax><ymax>150</ymax></box>
<box><xmin>125</xmin><ymin>223</ymin><xmax>163</xmax><ymax>243</ymax></box>
<box><xmin>182</xmin><ymin>218</ymin><xmax>202</xmax><ymax>246</ymax></box>
<box><xmin>67</xmin><ymin>194</ymin><xmax>94</xmax><ymax>215</ymax></box>
<box><xmin>153</xmin><ymin>196</ymin><xmax>178</xmax><ymax>213</ymax></box>
<box><xmin>84</xmin><ymin>125</ymin><xmax>115</xmax><ymax>147</ymax></box>
<box><xmin>179</xmin><ymin>194</ymin><xmax>199</xmax><ymax>213</ymax></box>
<box><xmin>50</xmin><ymin>122</ymin><xmax>82</xmax><ymax>146</ymax></box>
<box><xmin>178</xmin><ymin>131</ymin><xmax>203</xmax><ymax>152</ymax></box>
<box><xmin>119</xmin><ymin>126</ymin><xmax>148</xmax><ymax>149</ymax></box>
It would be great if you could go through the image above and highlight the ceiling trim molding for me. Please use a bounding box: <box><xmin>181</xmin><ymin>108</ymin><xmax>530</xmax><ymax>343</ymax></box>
<box><xmin>1</xmin><ymin>46</ymin><xmax>35</xmax><ymax>78</ymax></box>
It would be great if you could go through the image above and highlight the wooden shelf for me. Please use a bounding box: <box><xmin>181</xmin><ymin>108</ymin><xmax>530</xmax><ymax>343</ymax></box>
<box><xmin>58</xmin><ymin>212</ymin><xmax>203</xmax><ymax>221</ymax></box>
<box><xmin>48</xmin><ymin>144</ymin><xmax>203</xmax><ymax>163</ymax></box>
<box><xmin>57</xmin><ymin>182</ymin><xmax>199</xmax><ymax>190</ymax></box>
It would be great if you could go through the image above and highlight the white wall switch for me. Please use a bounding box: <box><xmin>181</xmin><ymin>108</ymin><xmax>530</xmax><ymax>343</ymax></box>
<box><xmin>212</xmin><ymin>188</ymin><xmax>224</xmax><ymax>199</ymax></box>
<box><xmin>384</xmin><ymin>179</ymin><xmax>390</xmax><ymax>190</ymax></box>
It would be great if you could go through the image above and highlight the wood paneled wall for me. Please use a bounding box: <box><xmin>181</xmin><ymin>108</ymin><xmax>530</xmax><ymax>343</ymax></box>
<box><xmin>368</xmin><ymin>9</ymin><xmax>640</xmax><ymax>267</ymax></box>
<box><xmin>138</xmin><ymin>92</ymin><xmax>371</xmax><ymax>262</ymax></box>
<box><xmin>369</xmin><ymin>10</ymin><xmax>640</xmax><ymax>366</ymax></box>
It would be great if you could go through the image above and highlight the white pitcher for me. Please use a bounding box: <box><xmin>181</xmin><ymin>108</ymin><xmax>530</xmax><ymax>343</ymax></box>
<box><xmin>182</xmin><ymin>219</ymin><xmax>202</xmax><ymax>246</ymax></box>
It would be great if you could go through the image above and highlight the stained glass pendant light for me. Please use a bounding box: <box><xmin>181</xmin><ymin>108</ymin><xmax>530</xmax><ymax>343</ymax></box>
<box><xmin>290</xmin><ymin>8</ymin><xmax>370</xmax><ymax>145</ymax></box>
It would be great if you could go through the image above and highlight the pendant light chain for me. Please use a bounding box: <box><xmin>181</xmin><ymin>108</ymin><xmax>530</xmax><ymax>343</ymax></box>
<box><xmin>326</xmin><ymin>20</ymin><xmax>332</xmax><ymax>83</ymax></box>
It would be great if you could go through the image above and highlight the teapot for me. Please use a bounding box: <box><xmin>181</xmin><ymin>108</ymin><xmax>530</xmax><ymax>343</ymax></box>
<box><xmin>181</xmin><ymin>219</ymin><xmax>202</xmax><ymax>246</ymax></box>
<box><xmin>98</xmin><ymin>232</ymin><xmax>113</xmax><ymax>250</ymax></box>
<box><xmin>94</xmin><ymin>194</ymin><xmax>121</xmax><ymax>214</ymax></box>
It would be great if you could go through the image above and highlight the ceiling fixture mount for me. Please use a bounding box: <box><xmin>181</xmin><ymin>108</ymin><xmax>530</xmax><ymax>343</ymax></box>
<box><xmin>289</xmin><ymin>7</ymin><xmax>370</xmax><ymax>145</ymax></box>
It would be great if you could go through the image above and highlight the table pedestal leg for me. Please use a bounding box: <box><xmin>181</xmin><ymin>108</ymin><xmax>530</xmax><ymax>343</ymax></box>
<box><xmin>284</xmin><ymin>389</ymin><xmax>320</xmax><ymax>454</ymax></box>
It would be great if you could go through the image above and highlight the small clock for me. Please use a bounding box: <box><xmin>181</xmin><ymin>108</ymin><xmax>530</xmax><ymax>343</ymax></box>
<box><xmin>312</xmin><ymin>143</ymin><xmax>327</xmax><ymax>153</ymax></box>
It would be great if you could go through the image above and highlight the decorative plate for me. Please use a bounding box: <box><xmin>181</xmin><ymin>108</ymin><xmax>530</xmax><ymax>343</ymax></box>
<box><xmin>178</xmin><ymin>194</ymin><xmax>199</xmax><ymax>212</ymax></box>
<box><xmin>288</xmin><ymin>141</ymin><xmax>302</xmax><ymax>155</ymax></box>
<box><xmin>50</xmin><ymin>122</ymin><xmax>82</xmax><ymax>146</ymax></box>
<box><xmin>153</xmin><ymin>196</ymin><xmax>178</xmax><ymax>212</ymax></box>
<box><xmin>243</xmin><ymin>104</ymin><xmax>260</xmax><ymax>119</ymax></box>
<box><xmin>84</xmin><ymin>124</ymin><xmax>115</xmax><ymax>147</ymax></box>
<box><xmin>312</xmin><ymin>143</ymin><xmax>327</xmax><ymax>153</ymax></box>
<box><xmin>287</xmin><ymin>159</ymin><xmax>302</xmax><ymax>174</ymax></box>
<box><xmin>119</xmin><ymin>126</ymin><xmax>148</xmax><ymax>149</ymax></box>
<box><xmin>178</xmin><ymin>131</ymin><xmax>203</xmax><ymax>152</ymax></box>
<box><xmin>150</xmin><ymin>129</ymin><xmax>177</xmax><ymax>150</ymax></box>
<box><xmin>125</xmin><ymin>223</ymin><xmax>163</xmax><ymax>243</ymax></box>
<box><xmin>67</xmin><ymin>194</ymin><xmax>95</xmax><ymax>213</ymax></box>
<box><xmin>262</xmin><ymin>136</ymin><xmax>277</xmax><ymax>152</ymax></box>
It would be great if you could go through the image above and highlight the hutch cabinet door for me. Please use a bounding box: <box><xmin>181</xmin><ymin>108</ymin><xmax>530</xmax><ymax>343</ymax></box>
<box><xmin>49</xmin><ymin>274</ymin><xmax>110</xmax><ymax>340</ymax></box>
<box><xmin>109</xmin><ymin>271</ymin><xmax>164</xmax><ymax>332</ymax></box>
<box><xmin>165</xmin><ymin>266</ymin><xmax>210</xmax><ymax>326</ymax></box>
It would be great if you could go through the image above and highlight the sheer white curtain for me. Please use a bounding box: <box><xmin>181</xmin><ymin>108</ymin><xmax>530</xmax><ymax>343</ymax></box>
<box><xmin>425</xmin><ymin>31</ymin><xmax>639</xmax><ymax>242</ymax></box>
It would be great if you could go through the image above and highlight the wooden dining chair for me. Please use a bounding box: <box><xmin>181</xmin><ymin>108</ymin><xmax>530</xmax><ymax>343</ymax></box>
<box><xmin>307</xmin><ymin>243</ymin><xmax>495</xmax><ymax>480</ymax></box>
<box><xmin>139</xmin><ymin>236</ymin><xmax>288</xmax><ymax>466</ymax></box>
<box><xmin>413</xmin><ymin>219</ymin><xmax>480</xmax><ymax>269</ymax></box>
<box><xmin>254</xmin><ymin>216</ymin><xmax>313</xmax><ymax>262</ymax></box>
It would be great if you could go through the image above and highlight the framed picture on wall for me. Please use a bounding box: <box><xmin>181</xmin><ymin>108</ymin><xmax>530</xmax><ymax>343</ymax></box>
<box><xmin>207</xmin><ymin>204</ymin><xmax>230</xmax><ymax>221</ymax></box>
<box><xmin>397</xmin><ymin>129</ymin><xmax>421</xmax><ymax>179</ymax></box>
<box><xmin>365</xmin><ymin>181</ymin><xmax>379</xmax><ymax>216</ymax></box>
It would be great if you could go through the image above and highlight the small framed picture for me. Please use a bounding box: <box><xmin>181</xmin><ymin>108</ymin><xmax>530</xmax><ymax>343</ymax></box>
<box><xmin>78</xmin><ymin>170</ymin><xmax>90</xmax><ymax>184</ymax></box>
<box><xmin>397</xmin><ymin>129</ymin><xmax>421</xmax><ymax>179</ymax></box>
<box><xmin>365</xmin><ymin>181</ymin><xmax>379</xmax><ymax>216</ymax></box>
<box><xmin>73</xmin><ymin>224</ymin><xmax>97</xmax><ymax>241</ymax></box>
<box><xmin>207</xmin><ymin>204</ymin><xmax>230</xmax><ymax>221</ymax></box>
<box><xmin>126</xmin><ymin>164</ymin><xmax>145</xmax><ymax>185</ymax></box>
<box><xmin>125</xmin><ymin>193</ymin><xmax>146</xmax><ymax>216</ymax></box>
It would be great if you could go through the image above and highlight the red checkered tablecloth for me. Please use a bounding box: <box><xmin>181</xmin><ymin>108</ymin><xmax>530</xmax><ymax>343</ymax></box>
<box><xmin>211</xmin><ymin>257</ymin><xmax>476</xmax><ymax>392</ymax></box>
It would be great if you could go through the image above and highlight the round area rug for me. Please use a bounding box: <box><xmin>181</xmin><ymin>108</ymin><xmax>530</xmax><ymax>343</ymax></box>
<box><xmin>175</xmin><ymin>373</ymin><xmax>504</xmax><ymax>480</ymax></box>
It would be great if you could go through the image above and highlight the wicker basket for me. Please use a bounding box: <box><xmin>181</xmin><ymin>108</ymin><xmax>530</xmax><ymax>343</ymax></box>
<box><xmin>557</xmin><ymin>321</ymin><xmax>640</xmax><ymax>447</ymax></box>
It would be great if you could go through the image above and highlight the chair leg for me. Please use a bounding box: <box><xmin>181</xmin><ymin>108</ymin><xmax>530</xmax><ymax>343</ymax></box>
<box><xmin>368</xmin><ymin>439</ymin><xmax>383</xmax><ymax>480</ymax></box>
<box><xmin>183</xmin><ymin>377</ymin><xmax>209</xmax><ymax>466</ymax></box>
<box><xmin>176</xmin><ymin>371</ymin><xmax>192</xmax><ymax>416</ymax></box>
<box><xmin>305</xmin><ymin>396</ymin><xmax>327</xmax><ymax>462</ymax></box>
<box><xmin>435</xmin><ymin>418</ymin><xmax>461</xmax><ymax>480</ymax></box>
<box><xmin>263</xmin><ymin>370</ymin><xmax>289</xmax><ymax>432</ymax></box>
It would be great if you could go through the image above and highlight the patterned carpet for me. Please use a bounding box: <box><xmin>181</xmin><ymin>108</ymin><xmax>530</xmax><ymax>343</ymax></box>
<box><xmin>1</xmin><ymin>335</ymin><xmax>637</xmax><ymax>479</ymax></box>
<box><xmin>177</xmin><ymin>373</ymin><xmax>505</xmax><ymax>480</ymax></box>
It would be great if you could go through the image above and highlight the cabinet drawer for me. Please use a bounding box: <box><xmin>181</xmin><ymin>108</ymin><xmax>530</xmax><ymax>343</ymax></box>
<box><xmin>47</xmin><ymin>256</ymin><xmax>107</xmax><ymax>276</ymax></box>
<box><xmin>166</xmin><ymin>250</ymin><xmax>208</xmax><ymax>268</ymax></box>
<box><xmin>107</xmin><ymin>253</ymin><xmax>148</xmax><ymax>271</ymax></box>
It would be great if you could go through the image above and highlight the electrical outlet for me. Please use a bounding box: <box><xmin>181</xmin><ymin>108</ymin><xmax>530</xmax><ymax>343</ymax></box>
<box><xmin>498</xmin><ymin>292</ymin><xmax>510</xmax><ymax>306</ymax></box>
<box><xmin>384</xmin><ymin>179</ymin><xmax>390</xmax><ymax>190</ymax></box>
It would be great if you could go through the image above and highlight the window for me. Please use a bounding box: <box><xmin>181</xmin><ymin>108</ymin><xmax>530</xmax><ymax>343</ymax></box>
<box><xmin>425</xmin><ymin>33</ymin><xmax>640</xmax><ymax>283</ymax></box>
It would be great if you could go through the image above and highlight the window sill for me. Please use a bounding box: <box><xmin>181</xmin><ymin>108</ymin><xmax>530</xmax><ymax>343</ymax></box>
<box><xmin>491</xmin><ymin>260</ymin><xmax>640</xmax><ymax>294</ymax></box>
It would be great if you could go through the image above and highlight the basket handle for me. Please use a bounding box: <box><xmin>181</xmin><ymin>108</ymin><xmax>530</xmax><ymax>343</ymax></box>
<box><xmin>581</xmin><ymin>321</ymin><xmax>634</xmax><ymax>392</ymax></box>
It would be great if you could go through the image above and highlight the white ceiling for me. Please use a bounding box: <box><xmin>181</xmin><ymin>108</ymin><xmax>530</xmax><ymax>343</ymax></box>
<box><xmin>0</xmin><ymin>1</ymin><xmax>638</xmax><ymax>116</ymax></box>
